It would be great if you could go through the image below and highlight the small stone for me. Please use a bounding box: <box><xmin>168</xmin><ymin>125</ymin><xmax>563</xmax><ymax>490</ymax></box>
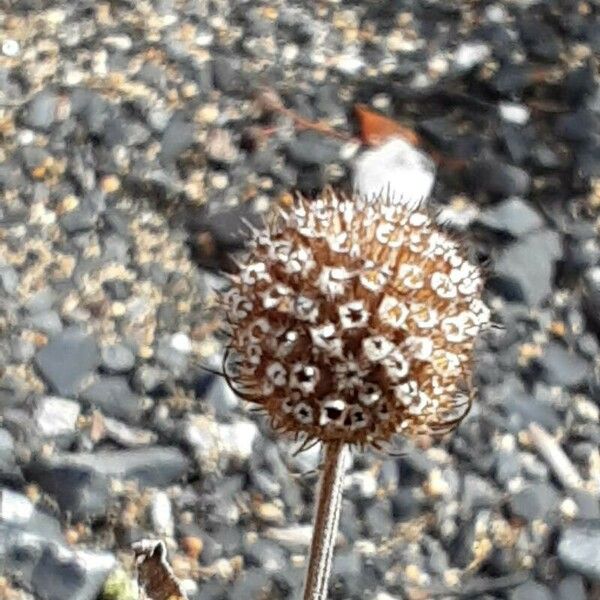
<box><xmin>205</xmin><ymin>128</ymin><xmax>238</xmax><ymax>164</ymax></box>
<box><xmin>583</xmin><ymin>267</ymin><xmax>600</xmax><ymax>330</ymax></box>
<box><xmin>509</xmin><ymin>581</ymin><xmax>553</xmax><ymax>600</ymax></box>
<box><xmin>100</xmin><ymin>344</ymin><xmax>135</xmax><ymax>373</ymax></box>
<box><xmin>213</xmin><ymin>54</ymin><xmax>242</xmax><ymax>93</ymax></box>
<box><xmin>2</xmin><ymin>39</ymin><xmax>19</xmax><ymax>57</ymax></box>
<box><xmin>556</xmin><ymin>575</ymin><xmax>587</xmax><ymax>600</ymax></box>
<box><xmin>244</xmin><ymin>539</ymin><xmax>287</xmax><ymax>573</ymax></box>
<box><xmin>453</xmin><ymin>42</ymin><xmax>490</xmax><ymax>71</ymax></box>
<box><xmin>22</xmin><ymin>90</ymin><xmax>58</xmax><ymax>131</ymax></box>
<box><xmin>150</xmin><ymin>491</ymin><xmax>174</xmax><ymax>537</ymax></box>
<box><xmin>34</xmin><ymin>328</ymin><xmax>100</xmax><ymax>397</ymax></box>
<box><xmin>508</xmin><ymin>483</ymin><xmax>559</xmax><ymax>523</ymax></box>
<box><xmin>182</xmin><ymin>536</ymin><xmax>204</xmax><ymax>560</ymax></box>
<box><xmin>462</xmin><ymin>473</ymin><xmax>501</xmax><ymax>513</ymax></box>
<box><xmin>477</xmin><ymin>197</ymin><xmax>543</xmax><ymax>237</ymax></box>
<box><xmin>170</xmin><ymin>333</ymin><xmax>192</xmax><ymax>355</ymax></box>
<box><xmin>256</xmin><ymin>502</ymin><xmax>284</xmax><ymax>525</ymax></box>
<box><xmin>25</xmin><ymin>447</ymin><xmax>190</xmax><ymax>519</ymax></box>
<box><xmin>156</xmin><ymin>337</ymin><xmax>189</xmax><ymax>377</ymax></box>
<box><xmin>492</xmin><ymin>229</ymin><xmax>562</xmax><ymax>305</ymax></box>
<box><xmin>0</xmin><ymin>265</ymin><xmax>19</xmax><ymax>296</ymax></box>
<box><xmin>30</xmin><ymin>545</ymin><xmax>116</xmax><ymax>600</ymax></box>
<box><xmin>27</xmin><ymin>310</ymin><xmax>63</xmax><ymax>336</ymax></box>
<box><xmin>80</xmin><ymin>376</ymin><xmax>143</xmax><ymax>423</ymax></box>
<box><xmin>472</xmin><ymin>158</ymin><xmax>530</xmax><ymax>198</ymax></box>
<box><xmin>160</xmin><ymin>117</ymin><xmax>197</xmax><ymax>166</ymax></box>
<box><xmin>195</xmin><ymin>104</ymin><xmax>219</xmax><ymax>125</ymax></box>
<box><xmin>286</xmin><ymin>131</ymin><xmax>343</xmax><ymax>167</ymax></box>
<box><xmin>571</xmin><ymin>490</ymin><xmax>600</xmax><ymax>520</ymax></box>
<box><xmin>499</xmin><ymin>102</ymin><xmax>530</xmax><ymax>125</ymax></box>
<box><xmin>558</xmin><ymin>522</ymin><xmax>600</xmax><ymax>581</ymax></box>
<box><xmin>99</xmin><ymin>175</ymin><xmax>120</xmax><ymax>194</ymax></box>
<box><xmin>34</xmin><ymin>397</ymin><xmax>80</xmax><ymax>438</ymax></box>
<box><xmin>537</xmin><ymin>342</ymin><xmax>590</xmax><ymax>388</ymax></box>
<box><xmin>217</xmin><ymin>421</ymin><xmax>259</xmax><ymax>461</ymax></box>
<box><xmin>353</xmin><ymin>138</ymin><xmax>436</xmax><ymax>210</ymax></box>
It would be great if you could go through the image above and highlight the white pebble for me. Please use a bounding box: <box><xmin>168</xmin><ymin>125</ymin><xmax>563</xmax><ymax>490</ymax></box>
<box><xmin>499</xmin><ymin>102</ymin><xmax>530</xmax><ymax>125</ymax></box>
<box><xmin>35</xmin><ymin>397</ymin><xmax>80</xmax><ymax>437</ymax></box>
<box><xmin>150</xmin><ymin>491</ymin><xmax>174</xmax><ymax>537</ymax></box>
<box><xmin>170</xmin><ymin>332</ymin><xmax>192</xmax><ymax>354</ymax></box>
<box><xmin>453</xmin><ymin>42</ymin><xmax>490</xmax><ymax>71</ymax></box>
<box><xmin>0</xmin><ymin>489</ymin><xmax>34</xmax><ymax>523</ymax></box>
<box><xmin>2</xmin><ymin>39</ymin><xmax>20</xmax><ymax>57</ymax></box>
<box><xmin>353</xmin><ymin>138</ymin><xmax>435</xmax><ymax>210</ymax></box>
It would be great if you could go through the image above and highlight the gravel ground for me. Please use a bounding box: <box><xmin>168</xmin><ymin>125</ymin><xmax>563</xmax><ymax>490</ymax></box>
<box><xmin>1</xmin><ymin>1</ymin><xmax>600</xmax><ymax>599</ymax></box>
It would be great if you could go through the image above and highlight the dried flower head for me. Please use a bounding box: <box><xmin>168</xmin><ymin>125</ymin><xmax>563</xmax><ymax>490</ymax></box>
<box><xmin>220</xmin><ymin>189</ymin><xmax>489</xmax><ymax>449</ymax></box>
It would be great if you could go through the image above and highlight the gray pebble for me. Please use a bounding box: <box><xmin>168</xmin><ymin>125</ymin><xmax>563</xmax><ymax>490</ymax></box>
<box><xmin>558</xmin><ymin>521</ymin><xmax>600</xmax><ymax>581</ymax></box>
<box><xmin>508</xmin><ymin>483</ymin><xmax>559</xmax><ymax>523</ymax></box>
<box><xmin>100</xmin><ymin>343</ymin><xmax>135</xmax><ymax>373</ymax></box>
<box><xmin>493</xmin><ymin>229</ymin><xmax>562</xmax><ymax>305</ymax></box>
<box><xmin>34</xmin><ymin>327</ymin><xmax>100</xmax><ymax>397</ymax></box>
<box><xmin>477</xmin><ymin>197</ymin><xmax>543</xmax><ymax>237</ymax></box>
<box><xmin>537</xmin><ymin>342</ymin><xmax>590</xmax><ymax>388</ymax></box>
<box><xmin>30</xmin><ymin>544</ymin><xmax>115</xmax><ymax>600</ymax></box>
<box><xmin>80</xmin><ymin>376</ymin><xmax>143</xmax><ymax>422</ymax></box>
<box><xmin>0</xmin><ymin>265</ymin><xmax>19</xmax><ymax>296</ymax></box>
<box><xmin>27</xmin><ymin>310</ymin><xmax>63</xmax><ymax>336</ymax></box>
<box><xmin>509</xmin><ymin>580</ymin><xmax>553</xmax><ymax>600</ymax></box>
<box><xmin>22</xmin><ymin>90</ymin><xmax>58</xmax><ymax>131</ymax></box>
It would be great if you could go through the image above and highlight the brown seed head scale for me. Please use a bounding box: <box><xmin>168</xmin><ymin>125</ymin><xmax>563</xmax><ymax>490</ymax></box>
<box><xmin>220</xmin><ymin>189</ymin><xmax>490</xmax><ymax>450</ymax></box>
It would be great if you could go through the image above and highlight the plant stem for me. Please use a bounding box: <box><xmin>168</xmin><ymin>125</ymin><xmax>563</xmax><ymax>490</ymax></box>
<box><xmin>302</xmin><ymin>441</ymin><xmax>349</xmax><ymax>600</ymax></box>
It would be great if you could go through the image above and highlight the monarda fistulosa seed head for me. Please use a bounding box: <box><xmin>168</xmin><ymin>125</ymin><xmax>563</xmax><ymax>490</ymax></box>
<box><xmin>220</xmin><ymin>189</ymin><xmax>490</xmax><ymax>449</ymax></box>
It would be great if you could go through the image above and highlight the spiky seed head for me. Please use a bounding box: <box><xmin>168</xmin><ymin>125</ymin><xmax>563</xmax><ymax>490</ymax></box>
<box><xmin>220</xmin><ymin>189</ymin><xmax>490</xmax><ymax>448</ymax></box>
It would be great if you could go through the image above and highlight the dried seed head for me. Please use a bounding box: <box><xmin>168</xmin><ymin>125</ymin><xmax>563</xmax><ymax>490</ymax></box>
<box><xmin>221</xmin><ymin>189</ymin><xmax>490</xmax><ymax>448</ymax></box>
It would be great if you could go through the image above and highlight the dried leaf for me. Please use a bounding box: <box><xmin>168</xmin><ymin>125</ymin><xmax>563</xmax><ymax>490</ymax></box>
<box><xmin>354</xmin><ymin>103</ymin><xmax>421</xmax><ymax>147</ymax></box>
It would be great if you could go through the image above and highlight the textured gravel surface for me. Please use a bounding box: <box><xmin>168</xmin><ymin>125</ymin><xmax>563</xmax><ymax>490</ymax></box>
<box><xmin>0</xmin><ymin>1</ymin><xmax>600</xmax><ymax>599</ymax></box>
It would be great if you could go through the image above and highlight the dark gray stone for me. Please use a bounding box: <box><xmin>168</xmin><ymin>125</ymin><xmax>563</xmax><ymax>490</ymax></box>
<box><xmin>508</xmin><ymin>483</ymin><xmax>559</xmax><ymax>523</ymax></box>
<box><xmin>24</xmin><ymin>447</ymin><xmax>190</xmax><ymax>519</ymax></box>
<box><xmin>0</xmin><ymin>488</ymin><xmax>62</xmax><ymax>541</ymax></box>
<box><xmin>31</xmin><ymin>544</ymin><xmax>115</xmax><ymax>600</ymax></box>
<box><xmin>80</xmin><ymin>376</ymin><xmax>142</xmax><ymax>422</ymax></box>
<box><xmin>498</xmin><ymin>392</ymin><xmax>561</xmax><ymax>433</ymax></box>
<box><xmin>492</xmin><ymin>229</ymin><xmax>562</xmax><ymax>305</ymax></box>
<box><xmin>159</xmin><ymin>117</ymin><xmax>197</xmax><ymax>166</ymax></box>
<box><xmin>537</xmin><ymin>342</ymin><xmax>590</xmax><ymax>388</ymax></box>
<box><xmin>556</xmin><ymin>575</ymin><xmax>587</xmax><ymax>600</ymax></box>
<box><xmin>22</xmin><ymin>90</ymin><xmax>58</xmax><ymax>131</ymax></box>
<box><xmin>24</xmin><ymin>457</ymin><xmax>109</xmax><ymax>520</ymax></box>
<box><xmin>472</xmin><ymin>158</ymin><xmax>531</xmax><ymax>198</ymax></box>
<box><xmin>509</xmin><ymin>580</ymin><xmax>553</xmax><ymax>600</ymax></box>
<box><xmin>286</xmin><ymin>132</ymin><xmax>343</xmax><ymax>167</ymax></box>
<box><xmin>572</xmin><ymin>490</ymin><xmax>600</xmax><ymax>520</ymax></box>
<box><xmin>558</xmin><ymin>521</ymin><xmax>600</xmax><ymax>581</ymax></box>
<box><xmin>462</xmin><ymin>473</ymin><xmax>501</xmax><ymax>513</ymax></box>
<box><xmin>34</xmin><ymin>328</ymin><xmax>100</xmax><ymax>397</ymax></box>
<box><xmin>364</xmin><ymin>500</ymin><xmax>393</xmax><ymax>539</ymax></box>
<box><xmin>477</xmin><ymin>197</ymin><xmax>543</xmax><ymax>237</ymax></box>
<box><xmin>243</xmin><ymin>539</ymin><xmax>287</xmax><ymax>573</ymax></box>
<box><xmin>213</xmin><ymin>54</ymin><xmax>242</xmax><ymax>93</ymax></box>
<box><xmin>583</xmin><ymin>267</ymin><xmax>600</xmax><ymax>330</ymax></box>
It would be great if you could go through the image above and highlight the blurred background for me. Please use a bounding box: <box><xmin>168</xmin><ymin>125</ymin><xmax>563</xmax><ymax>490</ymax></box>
<box><xmin>0</xmin><ymin>0</ymin><xmax>599</xmax><ymax>599</ymax></box>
